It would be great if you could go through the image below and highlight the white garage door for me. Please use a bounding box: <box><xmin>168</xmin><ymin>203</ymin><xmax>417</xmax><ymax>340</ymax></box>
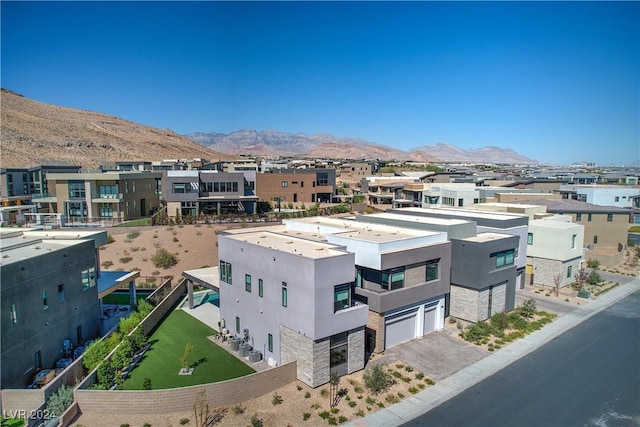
<box><xmin>423</xmin><ymin>306</ymin><xmax>437</xmax><ymax>336</ymax></box>
<box><xmin>385</xmin><ymin>309</ymin><xmax>418</xmax><ymax>348</ymax></box>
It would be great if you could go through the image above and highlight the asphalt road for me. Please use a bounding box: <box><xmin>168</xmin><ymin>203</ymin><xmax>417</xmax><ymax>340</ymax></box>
<box><xmin>404</xmin><ymin>290</ymin><xmax>640</xmax><ymax>427</ymax></box>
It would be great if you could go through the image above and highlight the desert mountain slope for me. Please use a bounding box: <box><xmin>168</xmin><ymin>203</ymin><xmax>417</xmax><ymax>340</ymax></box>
<box><xmin>0</xmin><ymin>89</ymin><xmax>224</xmax><ymax>168</ymax></box>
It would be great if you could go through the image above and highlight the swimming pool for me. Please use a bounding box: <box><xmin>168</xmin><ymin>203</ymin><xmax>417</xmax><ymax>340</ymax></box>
<box><xmin>201</xmin><ymin>291</ymin><xmax>220</xmax><ymax>307</ymax></box>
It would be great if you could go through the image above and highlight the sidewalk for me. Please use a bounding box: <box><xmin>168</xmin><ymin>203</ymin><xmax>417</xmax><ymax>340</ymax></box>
<box><xmin>349</xmin><ymin>277</ymin><xmax>640</xmax><ymax>427</ymax></box>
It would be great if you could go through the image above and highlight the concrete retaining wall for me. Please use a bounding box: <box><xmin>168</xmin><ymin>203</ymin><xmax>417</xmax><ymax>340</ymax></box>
<box><xmin>74</xmin><ymin>362</ymin><xmax>296</xmax><ymax>414</ymax></box>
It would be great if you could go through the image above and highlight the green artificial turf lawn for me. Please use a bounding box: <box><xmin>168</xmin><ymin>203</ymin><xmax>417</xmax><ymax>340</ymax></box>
<box><xmin>124</xmin><ymin>309</ymin><xmax>255</xmax><ymax>389</ymax></box>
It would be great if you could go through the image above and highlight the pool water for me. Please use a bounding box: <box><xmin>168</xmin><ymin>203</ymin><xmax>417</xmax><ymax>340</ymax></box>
<box><xmin>202</xmin><ymin>291</ymin><xmax>220</xmax><ymax>307</ymax></box>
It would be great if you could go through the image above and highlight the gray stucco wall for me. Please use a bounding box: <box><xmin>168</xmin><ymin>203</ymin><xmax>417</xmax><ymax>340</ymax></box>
<box><xmin>1</xmin><ymin>241</ymin><xmax>101</xmax><ymax>389</ymax></box>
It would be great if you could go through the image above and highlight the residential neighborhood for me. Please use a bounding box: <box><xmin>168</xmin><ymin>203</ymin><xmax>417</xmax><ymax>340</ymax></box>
<box><xmin>1</xmin><ymin>158</ymin><xmax>638</xmax><ymax>426</ymax></box>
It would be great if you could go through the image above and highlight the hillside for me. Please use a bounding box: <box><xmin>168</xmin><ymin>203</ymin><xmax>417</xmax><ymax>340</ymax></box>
<box><xmin>186</xmin><ymin>130</ymin><xmax>538</xmax><ymax>164</ymax></box>
<box><xmin>0</xmin><ymin>89</ymin><xmax>225</xmax><ymax>168</ymax></box>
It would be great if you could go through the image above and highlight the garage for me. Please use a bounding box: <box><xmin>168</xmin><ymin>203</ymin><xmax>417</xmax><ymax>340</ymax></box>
<box><xmin>385</xmin><ymin>308</ymin><xmax>418</xmax><ymax>348</ymax></box>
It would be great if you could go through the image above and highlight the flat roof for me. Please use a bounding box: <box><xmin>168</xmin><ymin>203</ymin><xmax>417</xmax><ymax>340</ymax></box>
<box><xmin>463</xmin><ymin>232</ymin><xmax>513</xmax><ymax>243</ymax></box>
<box><xmin>395</xmin><ymin>207</ymin><xmax>528</xmax><ymax>221</ymax></box>
<box><xmin>222</xmin><ymin>230</ymin><xmax>349</xmax><ymax>259</ymax></box>
<box><xmin>98</xmin><ymin>271</ymin><xmax>140</xmax><ymax>298</ymax></box>
<box><xmin>183</xmin><ymin>266</ymin><xmax>219</xmax><ymax>289</ymax></box>
<box><xmin>530</xmin><ymin>219</ymin><xmax>582</xmax><ymax>230</ymax></box>
<box><xmin>361</xmin><ymin>212</ymin><xmax>473</xmax><ymax>227</ymax></box>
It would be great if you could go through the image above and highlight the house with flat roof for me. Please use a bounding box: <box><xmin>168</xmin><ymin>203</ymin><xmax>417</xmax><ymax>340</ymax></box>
<box><xmin>282</xmin><ymin>217</ymin><xmax>451</xmax><ymax>353</ymax></box>
<box><xmin>1</xmin><ymin>228</ymin><xmax>107</xmax><ymax>389</ymax></box>
<box><xmin>42</xmin><ymin>170</ymin><xmax>162</xmax><ymax>224</ymax></box>
<box><xmin>389</xmin><ymin>207</ymin><xmax>528</xmax><ymax>291</ymax></box>
<box><xmin>557</xmin><ymin>184</ymin><xmax>640</xmax><ymax>209</ymax></box>
<box><xmin>256</xmin><ymin>168</ymin><xmax>336</xmax><ymax>206</ymax></box>
<box><xmin>525</xmin><ymin>216</ymin><xmax>585</xmax><ymax>288</ymax></box>
<box><xmin>163</xmin><ymin>170</ymin><xmax>258</xmax><ymax>218</ymax></box>
<box><xmin>218</xmin><ymin>227</ymin><xmax>367</xmax><ymax>387</ymax></box>
<box><xmin>354</xmin><ymin>212</ymin><xmax>522</xmax><ymax>323</ymax></box>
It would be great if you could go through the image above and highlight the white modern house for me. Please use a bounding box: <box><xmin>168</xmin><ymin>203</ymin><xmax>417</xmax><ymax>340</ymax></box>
<box><xmin>217</xmin><ymin>227</ymin><xmax>368</xmax><ymax>387</ymax></box>
<box><xmin>525</xmin><ymin>216</ymin><xmax>585</xmax><ymax>288</ymax></box>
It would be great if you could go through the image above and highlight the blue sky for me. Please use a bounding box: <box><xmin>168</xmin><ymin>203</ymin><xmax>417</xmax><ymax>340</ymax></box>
<box><xmin>2</xmin><ymin>1</ymin><xmax>638</xmax><ymax>166</ymax></box>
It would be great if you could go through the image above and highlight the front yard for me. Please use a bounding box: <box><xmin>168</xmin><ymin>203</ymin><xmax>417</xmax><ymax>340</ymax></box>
<box><xmin>124</xmin><ymin>309</ymin><xmax>255</xmax><ymax>390</ymax></box>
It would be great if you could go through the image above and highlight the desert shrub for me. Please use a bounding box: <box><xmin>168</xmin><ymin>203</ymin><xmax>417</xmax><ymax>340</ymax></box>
<box><xmin>151</xmin><ymin>248</ymin><xmax>178</xmax><ymax>269</ymax></box>
<box><xmin>303</xmin><ymin>412</ymin><xmax>311</xmax><ymax>421</ymax></box>
<box><xmin>338</xmin><ymin>416</ymin><xmax>348</xmax><ymax>424</ymax></box>
<box><xmin>102</xmin><ymin>260</ymin><xmax>114</xmax><ymax>269</ymax></box>
<box><xmin>107</xmin><ymin>234</ymin><xmax>115</xmax><ymax>244</ymax></box>
<box><xmin>250</xmin><ymin>415</ymin><xmax>263</xmax><ymax>427</ymax></box>
<box><xmin>304</xmin><ymin>391</ymin><xmax>311</xmax><ymax>398</ymax></box>
<box><xmin>385</xmin><ymin>394</ymin><xmax>399</xmax><ymax>404</ymax></box>
<box><xmin>363</xmin><ymin>364</ymin><xmax>395</xmax><ymax>395</ymax></box>
<box><xmin>354</xmin><ymin>409</ymin><xmax>365</xmax><ymax>417</ymax></box>
<box><xmin>232</xmin><ymin>405</ymin><xmax>245</xmax><ymax>415</ymax></box>
<box><xmin>126</xmin><ymin>231</ymin><xmax>140</xmax><ymax>240</ymax></box>
<box><xmin>415</xmin><ymin>372</ymin><xmax>425</xmax><ymax>380</ymax></box>
<box><xmin>119</xmin><ymin>256</ymin><xmax>133</xmax><ymax>264</ymax></box>
<box><xmin>417</xmin><ymin>383</ymin><xmax>425</xmax><ymax>390</ymax></box>
<box><xmin>271</xmin><ymin>392</ymin><xmax>283</xmax><ymax>405</ymax></box>
<box><xmin>319</xmin><ymin>411</ymin><xmax>330</xmax><ymax>420</ymax></box>
<box><xmin>587</xmin><ymin>270</ymin><xmax>602</xmax><ymax>286</ymax></box>
<box><xmin>408</xmin><ymin>387</ymin><xmax>419</xmax><ymax>394</ymax></box>
<box><xmin>348</xmin><ymin>401</ymin><xmax>357</xmax><ymax>408</ymax></box>
<box><xmin>425</xmin><ymin>378</ymin><xmax>435</xmax><ymax>385</ymax></box>
<box><xmin>365</xmin><ymin>396</ymin><xmax>376</xmax><ymax>405</ymax></box>
<box><xmin>297</xmin><ymin>384</ymin><xmax>303</xmax><ymax>391</ymax></box>
<box><xmin>586</xmin><ymin>258</ymin><xmax>600</xmax><ymax>269</ymax></box>
<box><xmin>354</xmin><ymin>385</ymin><xmax>364</xmax><ymax>394</ymax></box>
<box><xmin>179</xmin><ymin>418</ymin><xmax>190</xmax><ymax>425</ymax></box>
<box><xmin>320</xmin><ymin>388</ymin><xmax>329</xmax><ymax>397</ymax></box>
<box><xmin>519</xmin><ymin>298</ymin><xmax>536</xmax><ymax>319</ymax></box>
<box><xmin>45</xmin><ymin>384</ymin><xmax>73</xmax><ymax>417</ymax></box>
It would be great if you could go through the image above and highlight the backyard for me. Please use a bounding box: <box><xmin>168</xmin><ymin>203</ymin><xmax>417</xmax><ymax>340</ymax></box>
<box><xmin>124</xmin><ymin>309</ymin><xmax>255</xmax><ymax>390</ymax></box>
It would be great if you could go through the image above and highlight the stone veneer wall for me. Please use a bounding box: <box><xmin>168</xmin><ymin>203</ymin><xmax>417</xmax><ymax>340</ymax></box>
<box><xmin>450</xmin><ymin>285</ymin><xmax>480</xmax><ymax>323</ymax></box>
<box><xmin>530</xmin><ymin>258</ymin><xmax>573</xmax><ymax>288</ymax></box>
<box><xmin>366</xmin><ymin>311</ymin><xmax>385</xmax><ymax>353</ymax></box>
<box><xmin>73</xmin><ymin>362</ymin><xmax>296</xmax><ymax>414</ymax></box>
<box><xmin>280</xmin><ymin>325</ymin><xmax>328</xmax><ymax>387</ymax></box>
<box><xmin>347</xmin><ymin>327</ymin><xmax>365</xmax><ymax>374</ymax></box>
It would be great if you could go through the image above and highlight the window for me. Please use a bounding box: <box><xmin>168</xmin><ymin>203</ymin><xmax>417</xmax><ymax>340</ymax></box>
<box><xmin>571</xmin><ymin>234</ymin><xmax>577</xmax><ymax>249</ymax></box>
<box><xmin>330</xmin><ymin>332</ymin><xmax>348</xmax><ymax>368</ymax></box>
<box><xmin>607</xmin><ymin>213</ymin><xmax>613</xmax><ymax>222</ymax></box>
<box><xmin>282</xmin><ymin>282</ymin><xmax>288</xmax><ymax>307</ymax></box>
<box><xmin>334</xmin><ymin>284</ymin><xmax>351</xmax><ymax>312</ymax></box>
<box><xmin>245</xmin><ymin>274</ymin><xmax>252</xmax><ymax>293</ymax></box>
<box><xmin>587</xmin><ymin>213</ymin><xmax>592</xmax><ymax>222</ymax></box>
<box><xmin>98</xmin><ymin>184</ymin><xmax>118</xmax><ymax>198</ymax></box>
<box><xmin>10</xmin><ymin>304</ymin><xmax>18</xmax><ymax>324</ymax></box>
<box><xmin>593</xmin><ymin>235</ymin><xmax>598</xmax><ymax>244</ymax></box>
<box><xmin>615</xmin><ymin>196</ymin><xmax>620</xmax><ymax>202</ymax></box>
<box><xmin>492</xmin><ymin>249</ymin><xmax>515</xmax><ymax>268</ymax></box>
<box><xmin>68</xmin><ymin>181</ymin><xmax>85</xmax><ymax>198</ymax></box>
<box><xmin>426</xmin><ymin>260</ymin><xmax>439</xmax><ymax>282</ymax></box>
<box><xmin>382</xmin><ymin>268</ymin><xmax>405</xmax><ymax>291</ymax></box>
<box><xmin>58</xmin><ymin>284</ymin><xmax>65</xmax><ymax>302</ymax></box>
<box><xmin>82</xmin><ymin>267</ymin><xmax>96</xmax><ymax>291</ymax></box>
<box><xmin>99</xmin><ymin>204</ymin><xmax>113</xmax><ymax>217</ymax></box>
<box><xmin>567</xmin><ymin>265</ymin><xmax>573</xmax><ymax>278</ymax></box>
<box><xmin>43</xmin><ymin>291</ymin><xmax>48</xmax><ymax>310</ymax></box>
<box><xmin>219</xmin><ymin>261</ymin><xmax>232</xmax><ymax>284</ymax></box>
<box><xmin>258</xmin><ymin>279</ymin><xmax>263</xmax><ymax>297</ymax></box>
<box><xmin>576</xmin><ymin>213</ymin><xmax>582</xmax><ymax>221</ymax></box>
<box><xmin>268</xmin><ymin>333</ymin><xmax>273</xmax><ymax>352</ymax></box>
<box><xmin>317</xmin><ymin>172</ymin><xmax>329</xmax><ymax>186</ymax></box>
<box><xmin>281</xmin><ymin>181</ymin><xmax>288</xmax><ymax>188</ymax></box>
<box><xmin>527</xmin><ymin>233</ymin><xmax>533</xmax><ymax>245</ymax></box>
<box><xmin>235</xmin><ymin>316</ymin><xmax>240</xmax><ymax>334</ymax></box>
<box><xmin>173</xmin><ymin>183</ymin><xmax>186</xmax><ymax>193</ymax></box>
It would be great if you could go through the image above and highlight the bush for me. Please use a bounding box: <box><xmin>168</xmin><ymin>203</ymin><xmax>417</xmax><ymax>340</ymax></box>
<box><xmin>304</xmin><ymin>391</ymin><xmax>311</xmax><ymax>399</ymax></box>
<box><xmin>82</xmin><ymin>340</ymin><xmax>109</xmax><ymax>371</ymax></box>
<box><xmin>520</xmin><ymin>298</ymin><xmax>537</xmax><ymax>319</ymax></box>
<box><xmin>102</xmin><ymin>260</ymin><xmax>114</xmax><ymax>269</ymax></box>
<box><xmin>107</xmin><ymin>234</ymin><xmax>115</xmax><ymax>244</ymax></box>
<box><xmin>45</xmin><ymin>384</ymin><xmax>73</xmax><ymax>417</ymax></box>
<box><xmin>363</xmin><ymin>364</ymin><xmax>395</xmax><ymax>395</ymax></box>
<box><xmin>143</xmin><ymin>377</ymin><xmax>152</xmax><ymax>390</ymax></box>
<box><xmin>587</xmin><ymin>270</ymin><xmax>602</xmax><ymax>286</ymax></box>
<box><xmin>232</xmin><ymin>405</ymin><xmax>245</xmax><ymax>415</ymax></box>
<box><xmin>303</xmin><ymin>412</ymin><xmax>311</xmax><ymax>421</ymax></box>
<box><xmin>151</xmin><ymin>248</ymin><xmax>178</xmax><ymax>269</ymax></box>
<box><xmin>119</xmin><ymin>256</ymin><xmax>133</xmax><ymax>264</ymax></box>
<box><xmin>586</xmin><ymin>258</ymin><xmax>600</xmax><ymax>269</ymax></box>
<box><xmin>250</xmin><ymin>415</ymin><xmax>263</xmax><ymax>427</ymax></box>
<box><xmin>179</xmin><ymin>418</ymin><xmax>190</xmax><ymax>425</ymax></box>
<box><xmin>126</xmin><ymin>231</ymin><xmax>140</xmax><ymax>240</ymax></box>
<box><xmin>338</xmin><ymin>416</ymin><xmax>348</xmax><ymax>424</ymax></box>
<box><xmin>271</xmin><ymin>392</ymin><xmax>283</xmax><ymax>405</ymax></box>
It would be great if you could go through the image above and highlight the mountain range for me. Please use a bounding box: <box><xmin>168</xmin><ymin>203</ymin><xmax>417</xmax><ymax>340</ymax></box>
<box><xmin>0</xmin><ymin>88</ymin><xmax>539</xmax><ymax>168</ymax></box>
<box><xmin>185</xmin><ymin>130</ymin><xmax>539</xmax><ymax>164</ymax></box>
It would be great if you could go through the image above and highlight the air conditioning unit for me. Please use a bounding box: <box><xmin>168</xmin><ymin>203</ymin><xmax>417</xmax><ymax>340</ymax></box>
<box><xmin>249</xmin><ymin>350</ymin><xmax>262</xmax><ymax>363</ymax></box>
<box><xmin>239</xmin><ymin>342</ymin><xmax>252</xmax><ymax>357</ymax></box>
<box><xmin>230</xmin><ymin>337</ymin><xmax>241</xmax><ymax>351</ymax></box>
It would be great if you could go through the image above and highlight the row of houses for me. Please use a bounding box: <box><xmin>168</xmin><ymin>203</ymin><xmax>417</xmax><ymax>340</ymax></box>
<box><xmin>188</xmin><ymin>204</ymin><xmax>594</xmax><ymax>387</ymax></box>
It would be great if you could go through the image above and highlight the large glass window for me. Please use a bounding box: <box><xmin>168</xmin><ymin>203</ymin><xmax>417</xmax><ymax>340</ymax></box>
<box><xmin>334</xmin><ymin>284</ymin><xmax>351</xmax><ymax>312</ymax></box>
<box><xmin>527</xmin><ymin>233</ymin><xmax>533</xmax><ymax>245</ymax></box>
<box><xmin>98</xmin><ymin>184</ymin><xmax>118</xmax><ymax>198</ymax></box>
<box><xmin>99</xmin><ymin>204</ymin><xmax>113</xmax><ymax>217</ymax></box>
<box><xmin>382</xmin><ymin>268</ymin><xmax>405</xmax><ymax>290</ymax></box>
<box><xmin>426</xmin><ymin>260</ymin><xmax>439</xmax><ymax>282</ymax></box>
<box><xmin>317</xmin><ymin>172</ymin><xmax>329</xmax><ymax>186</ymax></box>
<box><xmin>492</xmin><ymin>249</ymin><xmax>515</xmax><ymax>268</ymax></box>
<box><xmin>330</xmin><ymin>332</ymin><xmax>348</xmax><ymax>369</ymax></box>
<box><xmin>68</xmin><ymin>181</ymin><xmax>85</xmax><ymax>198</ymax></box>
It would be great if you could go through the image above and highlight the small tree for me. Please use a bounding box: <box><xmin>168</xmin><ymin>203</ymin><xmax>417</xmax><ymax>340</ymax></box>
<box><xmin>574</xmin><ymin>268</ymin><xmax>589</xmax><ymax>291</ymax></box>
<box><xmin>181</xmin><ymin>343</ymin><xmax>194</xmax><ymax>370</ymax></box>
<box><xmin>552</xmin><ymin>273</ymin><xmax>562</xmax><ymax>297</ymax></box>
<box><xmin>587</xmin><ymin>270</ymin><xmax>602</xmax><ymax>286</ymax></box>
<box><xmin>329</xmin><ymin>371</ymin><xmax>340</xmax><ymax>408</ymax></box>
<box><xmin>520</xmin><ymin>298</ymin><xmax>536</xmax><ymax>319</ymax></box>
<box><xmin>143</xmin><ymin>377</ymin><xmax>152</xmax><ymax>390</ymax></box>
